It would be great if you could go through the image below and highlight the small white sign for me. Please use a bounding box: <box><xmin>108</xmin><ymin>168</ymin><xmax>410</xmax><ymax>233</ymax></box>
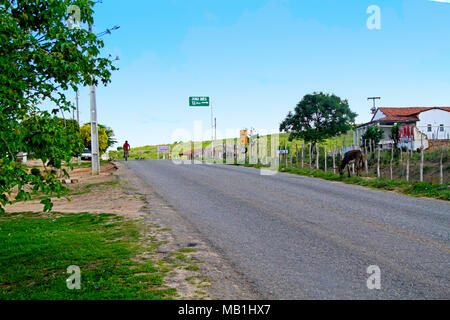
<box><xmin>158</xmin><ymin>146</ymin><xmax>170</xmax><ymax>153</ymax></box>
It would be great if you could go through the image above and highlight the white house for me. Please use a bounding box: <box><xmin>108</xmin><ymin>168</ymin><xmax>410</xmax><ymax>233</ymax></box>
<box><xmin>355</xmin><ymin>107</ymin><xmax>450</xmax><ymax>150</ymax></box>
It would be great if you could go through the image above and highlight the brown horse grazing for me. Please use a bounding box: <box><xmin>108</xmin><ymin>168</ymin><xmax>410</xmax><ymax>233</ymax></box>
<box><xmin>339</xmin><ymin>150</ymin><xmax>364</xmax><ymax>177</ymax></box>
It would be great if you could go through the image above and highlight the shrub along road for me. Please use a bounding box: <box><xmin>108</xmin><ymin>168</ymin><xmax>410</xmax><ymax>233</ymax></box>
<box><xmin>125</xmin><ymin>160</ymin><xmax>450</xmax><ymax>299</ymax></box>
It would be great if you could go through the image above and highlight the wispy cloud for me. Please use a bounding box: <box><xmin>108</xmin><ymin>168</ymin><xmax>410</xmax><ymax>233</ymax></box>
<box><xmin>429</xmin><ymin>0</ymin><xmax>450</xmax><ymax>3</ymax></box>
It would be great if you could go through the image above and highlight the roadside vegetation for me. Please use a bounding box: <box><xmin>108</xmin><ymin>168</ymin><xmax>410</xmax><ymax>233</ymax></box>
<box><xmin>0</xmin><ymin>211</ymin><xmax>176</xmax><ymax>299</ymax></box>
<box><xmin>239</xmin><ymin>163</ymin><xmax>449</xmax><ymax>201</ymax></box>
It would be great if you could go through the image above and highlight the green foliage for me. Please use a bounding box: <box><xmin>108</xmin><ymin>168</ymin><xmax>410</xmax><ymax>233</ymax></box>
<box><xmin>279</xmin><ymin>92</ymin><xmax>357</xmax><ymax>144</ymax></box>
<box><xmin>362</xmin><ymin>126</ymin><xmax>385</xmax><ymax>146</ymax></box>
<box><xmin>390</xmin><ymin>124</ymin><xmax>400</xmax><ymax>147</ymax></box>
<box><xmin>0</xmin><ymin>0</ymin><xmax>116</xmax><ymax>212</ymax></box>
<box><xmin>80</xmin><ymin>123</ymin><xmax>109</xmax><ymax>154</ymax></box>
<box><xmin>99</xmin><ymin>124</ymin><xmax>117</xmax><ymax>150</ymax></box>
<box><xmin>21</xmin><ymin>114</ymin><xmax>84</xmax><ymax>165</ymax></box>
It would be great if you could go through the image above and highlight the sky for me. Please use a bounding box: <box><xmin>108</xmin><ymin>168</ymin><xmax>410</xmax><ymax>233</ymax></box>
<box><xmin>65</xmin><ymin>0</ymin><xmax>450</xmax><ymax>148</ymax></box>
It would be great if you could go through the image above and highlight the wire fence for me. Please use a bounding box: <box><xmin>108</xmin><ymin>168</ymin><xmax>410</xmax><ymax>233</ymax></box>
<box><xmin>185</xmin><ymin>137</ymin><xmax>449</xmax><ymax>184</ymax></box>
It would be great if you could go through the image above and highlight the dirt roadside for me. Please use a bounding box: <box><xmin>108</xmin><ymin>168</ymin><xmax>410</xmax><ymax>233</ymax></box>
<box><xmin>5</xmin><ymin>160</ymin><xmax>261</xmax><ymax>300</ymax></box>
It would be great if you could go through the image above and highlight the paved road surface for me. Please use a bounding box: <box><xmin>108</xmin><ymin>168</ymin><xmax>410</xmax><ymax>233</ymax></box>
<box><xmin>125</xmin><ymin>160</ymin><xmax>449</xmax><ymax>299</ymax></box>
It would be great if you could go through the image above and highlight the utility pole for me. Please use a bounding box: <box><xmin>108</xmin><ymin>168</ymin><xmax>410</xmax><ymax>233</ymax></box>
<box><xmin>211</xmin><ymin>99</ymin><xmax>214</xmax><ymax>159</ymax></box>
<box><xmin>368</xmin><ymin>97</ymin><xmax>381</xmax><ymax>114</ymax></box>
<box><xmin>89</xmin><ymin>23</ymin><xmax>100</xmax><ymax>175</ymax></box>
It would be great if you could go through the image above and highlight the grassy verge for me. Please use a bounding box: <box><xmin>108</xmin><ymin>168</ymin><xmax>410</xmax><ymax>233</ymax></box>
<box><xmin>0</xmin><ymin>212</ymin><xmax>177</xmax><ymax>299</ymax></box>
<box><xmin>236</xmin><ymin>163</ymin><xmax>449</xmax><ymax>201</ymax></box>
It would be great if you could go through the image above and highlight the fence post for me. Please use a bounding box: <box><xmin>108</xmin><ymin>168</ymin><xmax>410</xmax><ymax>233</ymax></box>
<box><xmin>420</xmin><ymin>146</ymin><xmax>424</xmax><ymax>182</ymax></box>
<box><xmin>290</xmin><ymin>143</ymin><xmax>293</xmax><ymax>167</ymax></box>
<box><xmin>256</xmin><ymin>136</ymin><xmax>259</xmax><ymax>165</ymax></box>
<box><xmin>364</xmin><ymin>140</ymin><xmax>369</xmax><ymax>175</ymax></box>
<box><xmin>406</xmin><ymin>150</ymin><xmax>410</xmax><ymax>181</ymax></box>
<box><xmin>234</xmin><ymin>140</ymin><xmax>237</xmax><ymax>164</ymax></box>
<box><xmin>400</xmin><ymin>148</ymin><xmax>403</xmax><ymax>178</ymax></box>
<box><xmin>324</xmin><ymin>146</ymin><xmax>327</xmax><ymax>172</ymax></box>
<box><xmin>333</xmin><ymin>146</ymin><xmax>336</xmax><ymax>174</ymax></box>
<box><xmin>309</xmin><ymin>143</ymin><xmax>312</xmax><ymax>169</ymax></box>
<box><xmin>296</xmin><ymin>144</ymin><xmax>299</xmax><ymax>167</ymax></box>
<box><xmin>377</xmin><ymin>146</ymin><xmax>380</xmax><ymax>178</ymax></box>
<box><xmin>390</xmin><ymin>144</ymin><xmax>393</xmax><ymax>180</ymax></box>
<box><xmin>316</xmin><ymin>143</ymin><xmax>319</xmax><ymax>170</ymax></box>
<box><xmin>285</xmin><ymin>142</ymin><xmax>288</xmax><ymax>167</ymax></box>
<box><xmin>440</xmin><ymin>146</ymin><xmax>444</xmax><ymax>185</ymax></box>
<box><xmin>301</xmin><ymin>144</ymin><xmax>304</xmax><ymax>168</ymax></box>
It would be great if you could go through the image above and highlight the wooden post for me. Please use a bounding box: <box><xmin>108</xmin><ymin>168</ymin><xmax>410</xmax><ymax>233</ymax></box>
<box><xmin>377</xmin><ymin>146</ymin><xmax>381</xmax><ymax>178</ymax></box>
<box><xmin>440</xmin><ymin>146</ymin><xmax>444</xmax><ymax>185</ymax></box>
<box><xmin>285</xmin><ymin>142</ymin><xmax>288</xmax><ymax>167</ymax></box>
<box><xmin>290</xmin><ymin>143</ymin><xmax>293</xmax><ymax>167</ymax></box>
<box><xmin>301</xmin><ymin>144</ymin><xmax>304</xmax><ymax>168</ymax></box>
<box><xmin>406</xmin><ymin>150</ymin><xmax>410</xmax><ymax>182</ymax></box>
<box><xmin>234</xmin><ymin>140</ymin><xmax>237</xmax><ymax>164</ymax></box>
<box><xmin>316</xmin><ymin>143</ymin><xmax>319</xmax><ymax>170</ymax></box>
<box><xmin>309</xmin><ymin>143</ymin><xmax>312</xmax><ymax>169</ymax></box>
<box><xmin>390</xmin><ymin>144</ymin><xmax>393</xmax><ymax>180</ymax></box>
<box><xmin>420</xmin><ymin>146</ymin><xmax>424</xmax><ymax>182</ymax></box>
<box><xmin>364</xmin><ymin>143</ymin><xmax>369</xmax><ymax>175</ymax></box>
<box><xmin>400</xmin><ymin>147</ymin><xmax>403</xmax><ymax>178</ymax></box>
<box><xmin>333</xmin><ymin>146</ymin><xmax>336</xmax><ymax>174</ymax></box>
<box><xmin>296</xmin><ymin>144</ymin><xmax>299</xmax><ymax>167</ymax></box>
<box><xmin>324</xmin><ymin>146</ymin><xmax>327</xmax><ymax>172</ymax></box>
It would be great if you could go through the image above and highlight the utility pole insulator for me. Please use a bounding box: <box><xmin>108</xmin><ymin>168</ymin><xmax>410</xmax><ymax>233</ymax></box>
<box><xmin>368</xmin><ymin>97</ymin><xmax>381</xmax><ymax>114</ymax></box>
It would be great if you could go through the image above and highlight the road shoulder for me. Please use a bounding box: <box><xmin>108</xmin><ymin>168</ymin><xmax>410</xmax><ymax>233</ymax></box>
<box><xmin>117</xmin><ymin>162</ymin><xmax>262</xmax><ymax>300</ymax></box>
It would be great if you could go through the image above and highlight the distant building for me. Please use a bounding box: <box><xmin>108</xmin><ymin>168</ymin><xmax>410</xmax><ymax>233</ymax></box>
<box><xmin>355</xmin><ymin>107</ymin><xmax>450</xmax><ymax>150</ymax></box>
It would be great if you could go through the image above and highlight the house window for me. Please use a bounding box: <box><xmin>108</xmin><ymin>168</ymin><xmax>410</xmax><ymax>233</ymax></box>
<box><xmin>427</xmin><ymin>124</ymin><xmax>432</xmax><ymax>132</ymax></box>
<box><xmin>440</xmin><ymin>124</ymin><xmax>444</xmax><ymax>132</ymax></box>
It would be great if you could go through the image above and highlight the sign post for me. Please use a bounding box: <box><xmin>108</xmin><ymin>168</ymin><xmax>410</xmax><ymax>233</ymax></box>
<box><xmin>157</xmin><ymin>146</ymin><xmax>171</xmax><ymax>160</ymax></box>
<box><xmin>189</xmin><ymin>97</ymin><xmax>212</xmax><ymax>158</ymax></box>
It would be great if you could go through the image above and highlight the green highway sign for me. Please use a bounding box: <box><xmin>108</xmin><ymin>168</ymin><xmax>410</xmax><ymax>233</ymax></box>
<box><xmin>189</xmin><ymin>96</ymin><xmax>210</xmax><ymax>107</ymax></box>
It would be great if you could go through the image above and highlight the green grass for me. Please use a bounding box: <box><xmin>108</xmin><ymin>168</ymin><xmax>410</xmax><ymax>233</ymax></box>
<box><xmin>0</xmin><ymin>212</ymin><xmax>176</xmax><ymax>300</ymax></box>
<box><xmin>278</xmin><ymin>166</ymin><xmax>450</xmax><ymax>201</ymax></box>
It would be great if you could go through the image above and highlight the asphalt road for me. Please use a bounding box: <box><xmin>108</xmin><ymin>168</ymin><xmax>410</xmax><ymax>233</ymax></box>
<box><xmin>125</xmin><ymin>160</ymin><xmax>449</xmax><ymax>299</ymax></box>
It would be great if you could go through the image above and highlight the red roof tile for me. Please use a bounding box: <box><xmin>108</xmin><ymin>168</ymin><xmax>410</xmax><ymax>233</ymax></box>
<box><xmin>372</xmin><ymin>107</ymin><xmax>450</xmax><ymax>122</ymax></box>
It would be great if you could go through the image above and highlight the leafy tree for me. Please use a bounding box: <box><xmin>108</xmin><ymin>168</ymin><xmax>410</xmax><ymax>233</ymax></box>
<box><xmin>280</xmin><ymin>92</ymin><xmax>357</xmax><ymax>144</ymax></box>
<box><xmin>80</xmin><ymin>123</ymin><xmax>109</xmax><ymax>154</ymax></box>
<box><xmin>99</xmin><ymin>124</ymin><xmax>116</xmax><ymax>150</ymax></box>
<box><xmin>21</xmin><ymin>115</ymin><xmax>84</xmax><ymax>163</ymax></box>
<box><xmin>0</xmin><ymin>0</ymin><xmax>116</xmax><ymax>213</ymax></box>
<box><xmin>390</xmin><ymin>124</ymin><xmax>400</xmax><ymax>147</ymax></box>
<box><xmin>362</xmin><ymin>126</ymin><xmax>385</xmax><ymax>146</ymax></box>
